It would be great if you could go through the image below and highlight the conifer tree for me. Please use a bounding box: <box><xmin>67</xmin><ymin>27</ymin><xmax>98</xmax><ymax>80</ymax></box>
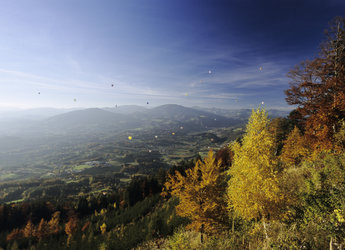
<box><xmin>163</xmin><ymin>150</ymin><xmax>228</xmax><ymax>235</ymax></box>
<box><xmin>65</xmin><ymin>216</ymin><xmax>78</xmax><ymax>246</ymax></box>
<box><xmin>23</xmin><ymin>220</ymin><xmax>34</xmax><ymax>238</ymax></box>
<box><xmin>48</xmin><ymin>211</ymin><xmax>60</xmax><ymax>235</ymax></box>
<box><xmin>6</xmin><ymin>229</ymin><xmax>23</xmax><ymax>241</ymax></box>
<box><xmin>227</xmin><ymin>108</ymin><xmax>283</xmax><ymax>222</ymax></box>
<box><xmin>35</xmin><ymin>218</ymin><xmax>49</xmax><ymax>240</ymax></box>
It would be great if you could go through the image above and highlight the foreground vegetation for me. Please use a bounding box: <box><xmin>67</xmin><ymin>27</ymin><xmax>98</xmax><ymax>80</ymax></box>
<box><xmin>160</xmin><ymin>16</ymin><xmax>345</xmax><ymax>249</ymax></box>
<box><xmin>0</xmin><ymin>16</ymin><xmax>344</xmax><ymax>249</ymax></box>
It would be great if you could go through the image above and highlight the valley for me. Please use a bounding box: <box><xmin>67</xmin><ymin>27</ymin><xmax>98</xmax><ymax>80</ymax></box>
<box><xmin>0</xmin><ymin>104</ymin><xmax>266</xmax><ymax>204</ymax></box>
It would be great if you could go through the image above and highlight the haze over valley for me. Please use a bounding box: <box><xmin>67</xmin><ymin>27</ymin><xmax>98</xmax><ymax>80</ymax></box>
<box><xmin>0</xmin><ymin>104</ymin><xmax>289</xmax><ymax>186</ymax></box>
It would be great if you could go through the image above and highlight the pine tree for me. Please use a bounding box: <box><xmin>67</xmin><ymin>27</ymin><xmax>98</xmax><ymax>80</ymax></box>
<box><xmin>65</xmin><ymin>217</ymin><xmax>78</xmax><ymax>246</ymax></box>
<box><xmin>6</xmin><ymin>229</ymin><xmax>23</xmax><ymax>241</ymax></box>
<box><xmin>48</xmin><ymin>211</ymin><xmax>60</xmax><ymax>235</ymax></box>
<box><xmin>35</xmin><ymin>218</ymin><xmax>49</xmax><ymax>239</ymax></box>
<box><xmin>23</xmin><ymin>220</ymin><xmax>34</xmax><ymax>238</ymax></box>
<box><xmin>163</xmin><ymin>150</ymin><xmax>228</xmax><ymax>235</ymax></box>
<box><xmin>227</xmin><ymin>108</ymin><xmax>283</xmax><ymax>221</ymax></box>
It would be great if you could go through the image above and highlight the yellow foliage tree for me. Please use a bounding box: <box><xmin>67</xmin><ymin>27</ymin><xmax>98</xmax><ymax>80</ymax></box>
<box><xmin>100</xmin><ymin>223</ymin><xmax>107</xmax><ymax>234</ymax></box>
<box><xmin>48</xmin><ymin>211</ymin><xmax>61</xmax><ymax>235</ymax></box>
<box><xmin>280</xmin><ymin>126</ymin><xmax>311</xmax><ymax>167</ymax></box>
<box><xmin>227</xmin><ymin>108</ymin><xmax>283</xmax><ymax>222</ymax></box>
<box><xmin>163</xmin><ymin>150</ymin><xmax>228</xmax><ymax>235</ymax></box>
<box><xmin>100</xmin><ymin>208</ymin><xmax>107</xmax><ymax>216</ymax></box>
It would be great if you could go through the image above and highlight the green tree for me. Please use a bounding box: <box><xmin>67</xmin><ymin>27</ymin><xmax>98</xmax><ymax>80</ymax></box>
<box><xmin>300</xmin><ymin>153</ymin><xmax>345</xmax><ymax>248</ymax></box>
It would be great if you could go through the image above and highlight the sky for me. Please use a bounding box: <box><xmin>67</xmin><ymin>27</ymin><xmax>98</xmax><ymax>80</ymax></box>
<box><xmin>0</xmin><ymin>0</ymin><xmax>344</xmax><ymax>110</ymax></box>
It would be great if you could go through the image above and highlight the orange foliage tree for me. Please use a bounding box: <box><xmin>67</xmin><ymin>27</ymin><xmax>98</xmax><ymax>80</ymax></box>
<box><xmin>163</xmin><ymin>150</ymin><xmax>229</xmax><ymax>235</ymax></box>
<box><xmin>6</xmin><ymin>228</ymin><xmax>23</xmax><ymax>241</ymax></box>
<box><xmin>280</xmin><ymin>126</ymin><xmax>311</xmax><ymax>166</ymax></box>
<box><xmin>35</xmin><ymin>218</ymin><xmax>50</xmax><ymax>240</ymax></box>
<box><xmin>285</xmin><ymin>16</ymin><xmax>345</xmax><ymax>152</ymax></box>
<box><xmin>65</xmin><ymin>216</ymin><xmax>79</xmax><ymax>246</ymax></box>
<box><xmin>48</xmin><ymin>211</ymin><xmax>61</xmax><ymax>235</ymax></box>
<box><xmin>23</xmin><ymin>220</ymin><xmax>34</xmax><ymax>238</ymax></box>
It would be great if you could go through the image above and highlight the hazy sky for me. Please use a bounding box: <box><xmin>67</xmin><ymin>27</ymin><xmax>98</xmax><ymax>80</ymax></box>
<box><xmin>0</xmin><ymin>0</ymin><xmax>344</xmax><ymax>110</ymax></box>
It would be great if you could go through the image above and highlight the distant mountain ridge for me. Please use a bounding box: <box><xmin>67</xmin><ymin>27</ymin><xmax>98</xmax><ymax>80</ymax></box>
<box><xmin>103</xmin><ymin>105</ymin><xmax>148</xmax><ymax>115</ymax></box>
<box><xmin>0</xmin><ymin>104</ymin><xmax>290</xmax><ymax>137</ymax></box>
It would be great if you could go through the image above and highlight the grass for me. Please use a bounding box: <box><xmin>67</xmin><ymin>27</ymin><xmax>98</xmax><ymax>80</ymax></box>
<box><xmin>74</xmin><ymin>164</ymin><xmax>94</xmax><ymax>171</ymax></box>
<box><xmin>233</xmin><ymin>128</ymin><xmax>243</xmax><ymax>132</ymax></box>
<box><xmin>0</xmin><ymin>173</ymin><xmax>18</xmax><ymax>181</ymax></box>
<box><xmin>120</xmin><ymin>178</ymin><xmax>131</xmax><ymax>183</ymax></box>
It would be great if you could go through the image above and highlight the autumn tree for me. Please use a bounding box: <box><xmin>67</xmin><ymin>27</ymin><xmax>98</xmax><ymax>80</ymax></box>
<box><xmin>35</xmin><ymin>218</ymin><xmax>49</xmax><ymax>240</ymax></box>
<box><xmin>334</xmin><ymin>119</ymin><xmax>345</xmax><ymax>152</ymax></box>
<box><xmin>100</xmin><ymin>223</ymin><xmax>107</xmax><ymax>234</ymax></box>
<box><xmin>280</xmin><ymin>126</ymin><xmax>311</xmax><ymax>167</ymax></box>
<box><xmin>23</xmin><ymin>220</ymin><xmax>34</xmax><ymax>238</ymax></box>
<box><xmin>163</xmin><ymin>150</ymin><xmax>229</xmax><ymax>236</ymax></box>
<box><xmin>6</xmin><ymin>229</ymin><xmax>23</xmax><ymax>241</ymax></box>
<box><xmin>48</xmin><ymin>211</ymin><xmax>60</xmax><ymax>235</ymax></box>
<box><xmin>285</xmin><ymin>16</ymin><xmax>345</xmax><ymax>152</ymax></box>
<box><xmin>65</xmin><ymin>216</ymin><xmax>79</xmax><ymax>246</ymax></box>
<box><xmin>227</xmin><ymin>108</ymin><xmax>284</xmax><ymax>232</ymax></box>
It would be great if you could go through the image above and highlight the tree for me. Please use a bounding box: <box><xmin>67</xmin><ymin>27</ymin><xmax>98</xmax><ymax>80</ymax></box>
<box><xmin>334</xmin><ymin>119</ymin><xmax>345</xmax><ymax>152</ymax></box>
<box><xmin>23</xmin><ymin>220</ymin><xmax>34</xmax><ymax>238</ymax></box>
<box><xmin>100</xmin><ymin>223</ymin><xmax>107</xmax><ymax>234</ymax></box>
<box><xmin>65</xmin><ymin>216</ymin><xmax>78</xmax><ymax>246</ymax></box>
<box><xmin>35</xmin><ymin>218</ymin><xmax>49</xmax><ymax>239</ymax></box>
<box><xmin>6</xmin><ymin>229</ymin><xmax>23</xmax><ymax>241</ymax></box>
<box><xmin>163</xmin><ymin>150</ymin><xmax>229</xmax><ymax>236</ymax></box>
<box><xmin>280</xmin><ymin>126</ymin><xmax>311</xmax><ymax>167</ymax></box>
<box><xmin>48</xmin><ymin>211</ymin><xmax>60</xmax><ymax>235</ymax></box>
<box><xmin>227</xmin><ymin>108</ymin><xmax>283</xmax><ymax>222</ymax></box>
<box><xmin>285</xmin><ymin>16</ymin><xmax>345</xmax><ymax>152</ymax></box>
<box><xmin>300</xmin><ymin>153</ymin><xmax>345</xmax><ymax>248</ymax></box>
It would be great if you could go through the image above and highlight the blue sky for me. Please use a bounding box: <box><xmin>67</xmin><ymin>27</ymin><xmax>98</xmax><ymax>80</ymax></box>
<box><xmin>0</xmin><ymin>0</ymin><xmax>344</xmax><ymax>110</ymax></box>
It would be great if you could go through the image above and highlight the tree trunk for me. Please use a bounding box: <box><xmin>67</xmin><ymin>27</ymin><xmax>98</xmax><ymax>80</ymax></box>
<box><xmin>200</xmin><ymin>224</ymin><xmax>204</xmax><ymax>244</ymax></box>
<box><xmin>262</xmin><ymin>218</ymin><xmax>270</xmax><ymax>248</ymax></box>
<box><xmin>262</xmin><ymin>219</ymin><xmax>269</xmax><ymax>240</ymax></box>
<box><xmin>232</xmin><ymin>216</ymin><xmax>235</xmax><ymax>233</ymax></box>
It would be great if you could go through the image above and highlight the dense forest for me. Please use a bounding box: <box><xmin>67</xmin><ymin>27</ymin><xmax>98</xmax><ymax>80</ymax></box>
<box><xmin>1</xmin><ymin>16</ymin><xmax>344</xmax><ymax>249</ymax></box>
